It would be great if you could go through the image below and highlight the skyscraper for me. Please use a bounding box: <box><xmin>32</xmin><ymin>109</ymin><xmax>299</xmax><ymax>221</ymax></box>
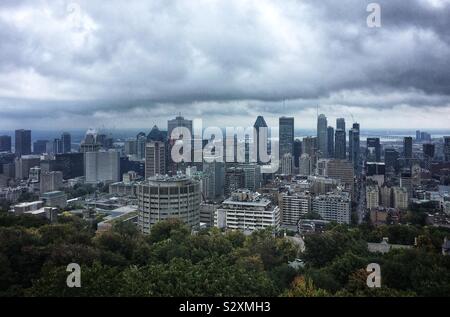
<box><xmin>167</xmin><ymin>116</ymin><xmax>193</xmax><ymax>141</ymax></box>
<box><xmin>224</xmin><ymin>167</ymin><xmax>245</xmax><ymax>198</ymax></box>
<box><xmin>279</xmin><ymin>117</ymin><xmax>294</xmax><ymax>158</ymax></box>
<box><xmin>317</xmin><ymin>114</ymin><xmax>328</xmax><ymax>158</ymax></box>
<box><xmin>334</xmin><ymin>129</ymin><xmax>346</xmax><ymax>159</ymax></box>
<box><xmin>52</xmin><ymin>138</ymin><xmax>62</xmax><ymax>154</ymax></box>
<box><xmin>327</xmin><ymin>126</ymin><xmax>334</xmax><ymax>158</ymax></box>
<box><xmin>293</xmin><ymin>139</ymin><xmax>302</xmax><ymax>168</ymax></box>
<box><xmin>384</xmin><ymin>148</ymin><xmax>399</xmax><ymax>175</ymax></box>
<box><xmin>366</xmin><ymin>138</ymin><xmax>381</xmax><ymax>162</ymax></box>
<box><xmin>0</xmin><ymin>135</ymin><xmax>12</xmax><ymax>152</ymax></box>
<box><xmin>254</xmin><ymin>116</ymin><xmax>268</xmax><ymax>164</ymax></box>
<box><xmin>349</xmin><ymin>123</ymin><xmax>360</xmax><ymax>172</ymax></box>
<box><xmin>85</xmin><ymin>150</ymin><xmax>120</xmax><ymax>184</ymax></box>
<box><xmin>145</xmin><ymin>141</ymin><xmax>166</xmax><ymax>179</ymax></box>
<box><xmin>136</xmin><ymin>132</ymin><xmax>147</xmax><ymax>160</ymax></box>
<box><xmin>336</xmin><ymin>118</ymin><xmax>346</xmax><ymax>131</ymax></box>
<box><xmin>444</xmin><ymin>137</ymin><xmax>450</xmax><ymax>162</ymax></box>
<box><xmin>61</xmin><ymin>132</ymin><xmax>71</xmax><ymax>154</ymax></box>
<box><xmin>403</xmin><ymin>137</ymin><xmax>413</xmax><ymax>159</ymax></box>
<box><xmin>423</xmin><ymin>143</ymin><xmax>435</xmax><ymax>159</ymax></box>
<box><xmin>33</xmin><ymin>140</ymin><xmax>49</xmax><ymax>155</ymax></box>
<box><xmin>15</xmin><ymin>129</ymin><xmax>31</xmax><ymax>157</ymax></box>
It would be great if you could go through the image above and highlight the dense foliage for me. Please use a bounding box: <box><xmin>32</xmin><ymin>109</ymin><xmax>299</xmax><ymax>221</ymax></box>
<box><xmin>0</xmin><ymin>213</ymin><xmax>449</xmax><ymax>297</ymax></box>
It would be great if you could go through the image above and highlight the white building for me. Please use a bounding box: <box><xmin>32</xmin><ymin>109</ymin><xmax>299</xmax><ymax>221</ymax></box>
<box><xmin>85</xmin><ymin>150</ymin><xmax>120</xmax><ymax>184</ymax></box>
<box><xmin>215</xmin><ymin>190</ymin><xmax>280</xmax><ymax>232</ymax></box>
<box><xmin>312</xmin><ymin>191</ymin><xmax>351</xmax><ymax>224</ymax></box>
<box><xmin>393</xmin><ymin>187</ymin><xmax>409</xmax><ymax>210</ymax></box>
<box><xmin>366</xmin><ymin>186</ymin><xmax>380</xmax><ymax>210</ymax></box>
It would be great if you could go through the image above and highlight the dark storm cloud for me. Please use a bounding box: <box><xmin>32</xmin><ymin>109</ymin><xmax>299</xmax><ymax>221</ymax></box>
<box><xmin>0</xmin><ymin>0</ymin><xmax>449</xmax><ymax>129</ymax></box>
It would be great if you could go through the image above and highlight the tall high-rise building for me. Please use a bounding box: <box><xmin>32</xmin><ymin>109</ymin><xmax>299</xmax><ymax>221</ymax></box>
<box><xmin>0</xmin><ymin>135</ymin><xmax>12</xmax><ymax>152</ymax></box>
<box><xmin>80</xmin><ymin>129</ymin><xmax>101</xmax><ymax>153</ymax></box>
<box><xmin>423</xmin><ymin>143</ymin><xmax>435</xmax><ymax>159</ymax></box>
<box><xmin>279</xmin><ymin>191</ymin><xmax>311</xmax><ymax>226</ymax></box>
<box><xmin>33</xmin><ymin>140</ymin><xmax>48</xmax><ymax>155</ymax></box>
<box><xmin>293</xmin><ymin>139</ymin><xmax>302</xmax><ymax>168</ymax></box>
<box><xmin>403</xmin><ymin>137</ymin><xmax>413</xmax><ymax>159</ymax></box>
<box><xmin>349</xmin><ymin>123</ymin><xmax>360</xmax><ymax>172</ymax></box>
<box><xmin>224</xmin><ymin>167</ymin><xmax>245</xmax><ymax>198</ymax></box>
<box><xmin>366</xmin><ymin>186</ymin><xmax>380</xmax><ymax>210</ymax></box>
<box><xmin>327</xmin><ymin>126</ymin><xmax>335</xmax><ymax>158</ymax></box>
<box><xmin>203</xmin><ymin>155</ymin><xmax>225</xmax><ymax>200</ymax></box>
<box><xmin>317</xmin><ymin>114</ymin><xmax>328</xmax><ymax>158</ymax></box>
<box><xmin>167</xmin><ymin>116</ymin><xmax>193</xmax><ymax>141</ymax></box>
<box><xmin>392</xmin><ymin>187</ymin><xmax>408</xmax><ymax>210</ymax></box>
<box><xmin>61</xmin><ymin>132</ymin><xmax>71</xmax><ymax>154</ymax></box>
<box><xmin>15</xmin><ymin>129</ymin><xmax>31</xmax><ymax>157</ymax></box>
<box><xmin>384</xmin><ymin>148</ymin><xmax>400</xmax><ymax>175</ymax></box>
<box><xmin>240</xmin><ymin>163</ymin><xmax>261</xmax><ymax>192</ymax></box>
<box><xmin>299</xmin><ymin>154</ymin><xmax>312</xmax><ymax>176</ymax></box>
<box><xmin>334</xmin><ymin>129</ymin><xmax>346</xmax><ymax>159</ymax></box>
<box><xmin>145</xmin><ymin>141</ymin><xmax>166</xmax><ymax>179</ymax></box>
<box><xmin>14</xmin><ymin>155</ymin><xmax>40</xmax><ymax>180</ymax></box>
<box><xmin>254</xmin><ymin>116</ymin><xmax>268</xmax><ymax>164</ymax></box>
<box><xmin>336</xmin><ymin>118</ymin><xmax>346</xmax><ymax>131</ymax></box>
<box><xmin>279</xmin><ymin>117</ymin><xmax>294</xmax><ymax>158</ymax></box>
<box><xmin>444</xmin><ymin>137</ymin><xmax>450</xmax><ymax>162</ymax></box>
<box><xmin>302</xmin><ymin>136</ymin><xmax>317</xmax><ymax>158</ymax></box>
<box><xmin>85</xmin><ymin>150</ymin><xmax>120</xmax><ymax>184</ymax></box>
<box><xmin>52</xmin><ymin>138</ymin><xmax>62</xmax><ymax>154</ymax></box>
<box><xmin>324</xmin><ymin>159</ymin><xmax>355</xmax><ymax>193</ymax></box>
<box><xmin>136</xmin><ymin>132</ymin><xmax>147</xmax><ymax>160</ymax></box>
<box><xmin>40</xmin><ymin>171</ymin><xmax>63</xmax><ymax>194</ymax></box>
<box><xmin>366</xmin><ymin>138</ymin><xmax>381</xmax><ymax>162</ymax></box>
<box><xmin>281</xmin><ymin>153</ymin><xmax>293</xmax><ymax>175</ymax></box>
<box><xmin>137</xmin><ymin>175</ymin><xmax>201</xmax><ymax>234</ymax></box>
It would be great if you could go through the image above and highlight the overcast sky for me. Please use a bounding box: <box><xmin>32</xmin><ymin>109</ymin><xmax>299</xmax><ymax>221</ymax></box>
<box><xmin>0</xmin><ymin>0</ymin><xmax>449</xmax><ymax>131</ymax></box>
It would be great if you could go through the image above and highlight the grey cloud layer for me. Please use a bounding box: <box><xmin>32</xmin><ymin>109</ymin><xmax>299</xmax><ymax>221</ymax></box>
<box><xmin>0</xmin><ymin>0</ymin><xmax>449</xmax><ymax>128</ymax></box>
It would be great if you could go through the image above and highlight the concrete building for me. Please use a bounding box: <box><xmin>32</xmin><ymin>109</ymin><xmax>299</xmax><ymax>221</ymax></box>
<box><xmin>299</xmin><ymin>154</ymin><xmax>312</xmax><ymax>176</ymax></box>
<box><xmin>40</xmin><ymin>191</ymin><xmax>67</xmax><ymax>208</ymax></box>
<box><xmin>40</xmin><ymin>171</ymin><xmax>63</xmax><ymax>194</ymax></box>
<box><xmin>137</xmin><ymin>175</ymin><xmax>201</xmax><ymax>234</ymax></box>
<box><xmin>215</xmin><ymin>190</ymin><xmax>280</xmax><ymax>232</ymax></box>
<box><xmin>281</xmin><ymin>153</ymin><xmax>294</xmax><ymax>175</ymax></box>
<box><xmin>145</xmin><ymin>141</ymin><xmax>166</xmax><ymax>179</ymax></box>
<box><xmin>15</xmin><ymin>155</ymin><xmax>40</xmax><ymax>180</ymax></box>
<box><xmin>225</xmin><ymin>167</ymin><xmax>245</xmax><ymax>198</ymax></box>
<box><xmin>312</xmin><ymin>191</ymin><xmax>351</xmax><ymax>224</ymax></box>
<box><xmin>380</xmin><ymin>186</ymin><xmax>392</xmax><ymax>208</ymax></box>
<box><xmin>392</xmin><ymin>187</ymin><xmax>409</xmax><ymax>210</ymax></box>
<box><xmin>85</xmin><ymin>150</ymin><xmax>120</xmax><ymax>184</ymax></box>
<box><xmin>279</xmin><ymin>191</ymin><xmax>311</xmax><ymax>226</ymax></box>
<box><xmin>366</xmin><ymin>186</ymin><xmax>380</xmax><ymax>210</ymax></box>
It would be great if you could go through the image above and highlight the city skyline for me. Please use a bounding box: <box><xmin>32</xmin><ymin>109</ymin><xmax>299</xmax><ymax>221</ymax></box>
<box><xmin>0</xmin><ymin>0</ymin><xmax>450</xmax><ymax>130</ymax></box>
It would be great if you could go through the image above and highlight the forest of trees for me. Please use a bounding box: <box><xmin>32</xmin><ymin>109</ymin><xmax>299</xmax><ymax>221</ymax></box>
<box><xmin>0</xmin><ymin>212</ymin><xmax>449</xmax><ymax>297</ymax></box>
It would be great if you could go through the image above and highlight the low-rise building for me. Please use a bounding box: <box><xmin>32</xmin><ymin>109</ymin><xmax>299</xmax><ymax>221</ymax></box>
<box><xmin>215</xmin><ymin>190</ymin><xmax>280</xmax><ymax>232</ymax></box>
